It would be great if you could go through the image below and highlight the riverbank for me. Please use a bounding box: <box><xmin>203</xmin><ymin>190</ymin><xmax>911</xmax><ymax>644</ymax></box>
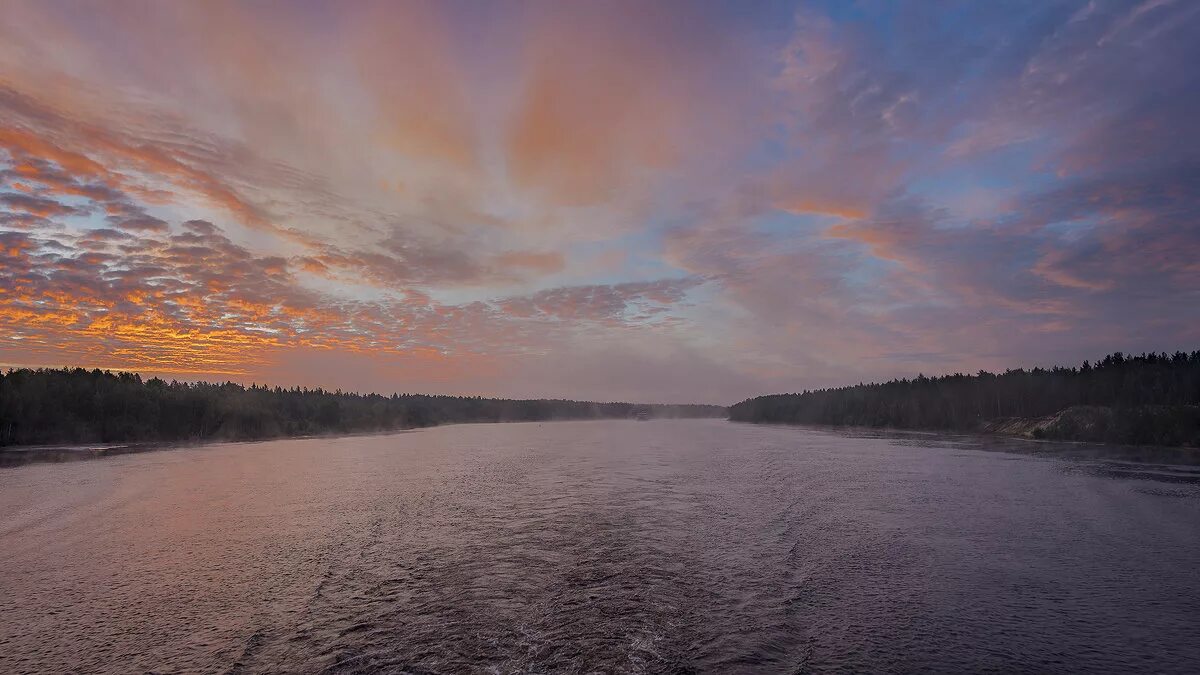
<box><xmin>0</xmin><ymin>417</ymin><xmax>722</xmax><ymax>468</ymax></box>
<box><xmin>0</xmin><ymin>367</ymin><xmax>725</xmax><ymax>450</ymax></box>
<box><xmin>733</xmin><ymin>404</ymin><xmax>1200</xmax><ymax>449</ymax></box>
<box><xmin>982</xmin><ymin>405</ymin><xmax>1200</xmax><ymax>447</ymax></box>
<box><xmin>728</xmin><ymin>351</ymin><xmax>1200</xmax><ymax>448</ymax></box>
<box><xmin>0</xmin><ymin>442</ymin><xmax>162</xmax><ymax>467</ymax></box>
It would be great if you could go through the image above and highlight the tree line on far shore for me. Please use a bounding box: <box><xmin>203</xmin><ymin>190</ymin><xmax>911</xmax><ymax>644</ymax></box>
<box><xmin>729</xmin><ymin>351</ymin><xmax>1200</xmax><ymax>447</ymax></box>
<box><xmin>0</xmin><ymin>368</ymin><xmax>726</xmax><ymax>447</ymax></box>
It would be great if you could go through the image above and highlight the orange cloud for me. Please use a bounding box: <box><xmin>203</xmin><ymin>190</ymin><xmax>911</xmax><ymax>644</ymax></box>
<box><xmin>0</xmin><ymin>217</ymin><xmax>696</xmax><ymax>381</ymax></box>
<box><xmin>0</xmin><ymin>127</ymin><xmax>107</xmax><ymax>178</ymax></box>
<box><xmin>824</xmin><ymin>221</ymin><xmax>924</xmax><ymax>270</ymax></box>
<box><xmin>492</xmin><ymin>250</ymin><xmax>565</xmax><ymax>275</ymax></box>
<box><xmin>0</xmin><ymin>192</ymin><xmax>82</xmax><ymax>218</ymax></box>
<box><xmin>778</xmin><ymin>198</ymin><xmax>868</xmax><ymax>220</ymax></box>
<box><xmin>297</xmin><ymin>2</ymin><xmax>483</xmax><ymax>181</ymax></box>
<box><xmin>505</xmin><ymin>3</ymin><xmax>734</xmax><ymax>206</ymax></box>
<box><xmin>2</xmin><ymin>91</ymin><xmax>272</xmax><ymax>235</ymax></box>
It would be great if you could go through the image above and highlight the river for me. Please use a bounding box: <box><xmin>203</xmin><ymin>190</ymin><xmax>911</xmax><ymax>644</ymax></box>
<box><xmin>1</xmin><ymin>419</ymin><xmax>1198</xmax><ymax>673</ymax></box>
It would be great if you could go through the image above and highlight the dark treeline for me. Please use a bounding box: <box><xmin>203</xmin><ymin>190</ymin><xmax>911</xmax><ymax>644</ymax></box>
<box><xmin>0</xmin><ymin>368</ymin><xmax>726</xmax><ymax>447</ymax></box>
<box><xmin>730</xmin><ymin>351</ymin><xmax>1200</xmax><ymax>447</ymax></box>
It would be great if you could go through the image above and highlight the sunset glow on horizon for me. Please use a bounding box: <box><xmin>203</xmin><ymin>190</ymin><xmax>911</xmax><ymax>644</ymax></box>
<box><xmin>2</xmin><ymin>0</ymin><xmax>1198</xmax><ymax>403</ymax></box>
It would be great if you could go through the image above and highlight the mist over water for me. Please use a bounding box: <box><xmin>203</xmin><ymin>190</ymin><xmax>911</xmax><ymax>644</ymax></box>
<box><xmin>1</xmin><ymin>420</ymin><xmax>1198</xmax><ymax>673</ymax></box>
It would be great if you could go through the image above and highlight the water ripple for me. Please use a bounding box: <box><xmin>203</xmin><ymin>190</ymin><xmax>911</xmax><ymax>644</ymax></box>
<box><xmin>1</xmin><ymin>420</ymin><xmax>1198</xmax><ymax>673</ymax></box>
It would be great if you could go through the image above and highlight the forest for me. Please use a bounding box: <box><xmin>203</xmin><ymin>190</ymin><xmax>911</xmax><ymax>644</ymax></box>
<box><xmin>0</xmin><ymin>368</ymin><xmax>726</xmax><ymax>447</ymax></box>
<box><xmin>730</xmin><ymin>351</ymin><xmax>1200</xmax><ymax>447</ymax></box>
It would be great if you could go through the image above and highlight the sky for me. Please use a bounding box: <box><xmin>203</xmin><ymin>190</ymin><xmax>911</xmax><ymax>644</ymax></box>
<box><xmin>1</xmin><ymin>0</ymin><xmax>1198</xmax><ymax>404</ymax></box>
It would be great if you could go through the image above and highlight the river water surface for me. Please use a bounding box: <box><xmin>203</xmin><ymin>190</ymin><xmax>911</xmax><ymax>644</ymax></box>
<box><xmin>1</xmin><ymin>419</ymin><xmax>1198</xmax><ymax>673</ymax></box>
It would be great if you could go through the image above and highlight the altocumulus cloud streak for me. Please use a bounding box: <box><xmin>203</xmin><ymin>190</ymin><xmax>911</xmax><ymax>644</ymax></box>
<box><xmin>1</xmin><ymin>0</ymin><xmax>1198</xmax><ymax>402</ymax></box>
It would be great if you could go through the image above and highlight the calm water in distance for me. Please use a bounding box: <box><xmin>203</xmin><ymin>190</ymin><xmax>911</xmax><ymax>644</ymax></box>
<box><xmin>1</xmin><ymin>419</ymin><xmax>1198</xmax><ymax>673</ymax></box>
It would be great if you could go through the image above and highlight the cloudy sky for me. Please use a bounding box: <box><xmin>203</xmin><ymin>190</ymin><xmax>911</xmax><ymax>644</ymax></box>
<box><xmin>1</xmin><ymin>0</ymin><xmax>1197</xmax><ymax>403</ymax></box>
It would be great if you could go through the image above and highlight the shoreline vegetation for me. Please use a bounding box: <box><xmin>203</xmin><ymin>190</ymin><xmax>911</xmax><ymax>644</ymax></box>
<box><xmin>3</xmin><ymin>350</ymin><xmax>1198</xmax><ymax>466</ymax></box>
<box><xmin>0</xmin><ymin>368</ymin><xmax>726</xmax><ymax>450</ymax></box>
<box><xmin>731</xmin><ymin>351</ymin><xmax>1200</xmax><ymax>448</ymax></box>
